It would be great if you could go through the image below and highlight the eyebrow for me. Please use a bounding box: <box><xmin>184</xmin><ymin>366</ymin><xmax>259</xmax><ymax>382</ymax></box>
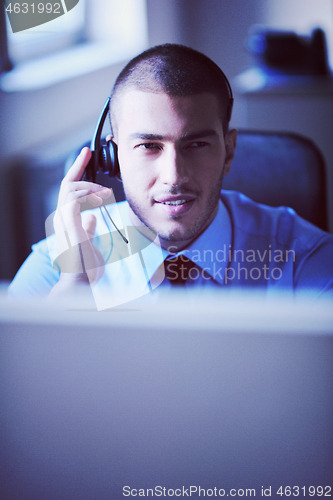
<box><xmin>179</xmin><ymin>130</ymin><xmax>219</xmax><ymax>142</ymax></box>
<box><xmin>128</xmin><ymin>129</ymin><xmax>219</xmax><ymax>142</ymax></box>
<box><xmin>129</xmin><ymin>133</ymin><xmax>164</xmax><ymax>141</ymax></box>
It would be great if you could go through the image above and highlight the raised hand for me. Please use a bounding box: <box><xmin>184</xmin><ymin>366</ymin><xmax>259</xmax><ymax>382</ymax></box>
<box><xmin>49</xmin><ymin>147</ymin><xmax>112</xmax><ymax>296</ymax></box>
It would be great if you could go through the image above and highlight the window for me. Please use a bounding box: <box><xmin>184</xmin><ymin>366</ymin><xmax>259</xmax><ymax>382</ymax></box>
<box><xmin>5</xmin><ymin>0</ymin><xmax>86</xmax><ymax>62</ymax></box>
<box><xmin>5</xmin><ymin>0</ymin><xmax>148</xmax><ymax>65</ymax></box>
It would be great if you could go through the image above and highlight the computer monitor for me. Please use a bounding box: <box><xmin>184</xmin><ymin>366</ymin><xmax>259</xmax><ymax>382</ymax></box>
<box><xmin>1</xmin><ymin>292</ymin><xmax>332</xmax><ymax>499</ymax></box>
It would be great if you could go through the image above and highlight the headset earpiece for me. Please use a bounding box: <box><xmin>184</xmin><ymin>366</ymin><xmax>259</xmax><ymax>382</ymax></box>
<box><xmin>107</xmin><ymin>139</ymin><xmax>120</xmax><ymax>178</ymax></box>
<box><xmin>84</xmin><ymin>97</ymin><xmax>120</xmax><ymax>182</ymax></box>
<box><xmin>97</xmin><ymin>139</ymin><xmax>119</xmax><ymax>178</ymax></box>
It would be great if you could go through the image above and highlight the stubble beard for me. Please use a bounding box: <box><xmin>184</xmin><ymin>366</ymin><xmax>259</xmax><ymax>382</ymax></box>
<box><xmin>124</xmin><ymin>176</ymin><xmax>223</xmax><ymax>245</ymax></box>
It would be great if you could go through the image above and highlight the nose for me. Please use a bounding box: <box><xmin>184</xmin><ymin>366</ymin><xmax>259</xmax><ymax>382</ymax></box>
<box><xmin>159</xmin><ymin>146</ymin><xmax>189</xmax><ymax>187</ymax></box>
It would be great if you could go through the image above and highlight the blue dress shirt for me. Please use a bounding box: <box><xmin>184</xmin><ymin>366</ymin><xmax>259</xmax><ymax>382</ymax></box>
<box><xmin>8</xmin><ymin>191</ymin><xmax>333</xmax><ymax>308</ymax></box>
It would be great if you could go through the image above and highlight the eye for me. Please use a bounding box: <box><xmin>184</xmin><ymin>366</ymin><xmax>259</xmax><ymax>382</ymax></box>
<box><xmin>136</xmin><ymin>142</ymin><xmax>162</xmax><ymax>151</ymax></box>
<box><xmin>186</xmin><ymin>141</ymin><xmax>209</xmax><ymax>149</ymax></box>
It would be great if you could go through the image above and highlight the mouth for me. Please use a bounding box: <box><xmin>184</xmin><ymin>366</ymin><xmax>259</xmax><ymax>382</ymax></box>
<box><xmin>160</xmin><ymin>199</ymin><xmax>192</xmax><ymax>206</ymax></box>
<box><xmin>155</xmin><ymin>193</ymin><xmax>196</xmax><ymax>203</ymax></box>
<box><xmin>154</xmin><ymin>195</ymin><xmax>196</xmax><ymax>216</ymax></box>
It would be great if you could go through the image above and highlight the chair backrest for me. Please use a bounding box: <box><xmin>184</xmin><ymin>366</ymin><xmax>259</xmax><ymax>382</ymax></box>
<box><xmin>224</xmin><ymin>130</ymin><xmax>328</xmax><ymax>231</ymax></box>
<box><xmin>66</xmin><ymin>131</ymin><xmax>328</xmax><ymax>231</ymax></box>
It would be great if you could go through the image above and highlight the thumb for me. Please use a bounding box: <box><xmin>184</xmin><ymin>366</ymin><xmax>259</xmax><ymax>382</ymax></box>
<box><xmin>82</xmin><ymin>213</ymin><xmax>97</xmax><ymax>239</ymax></box>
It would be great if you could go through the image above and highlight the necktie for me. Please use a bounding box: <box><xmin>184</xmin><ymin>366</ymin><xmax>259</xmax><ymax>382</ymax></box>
<box><xmin>164</xmin><ymin>255</ymin><xmax>197</xmax><ymax>286</ymax></box>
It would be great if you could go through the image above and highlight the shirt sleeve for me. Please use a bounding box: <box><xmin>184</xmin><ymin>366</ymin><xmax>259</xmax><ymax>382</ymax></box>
<box><xmin>7</xmin><ymin>237</ymin><xmax>60</xmax><ymax>299</ymax></box>
<box><xmin>222</xmin><ymin>191</ymin><xmax>333</xmax><ymax>298</ymax></box>
<box><xmin>293</xmin><ymin>232</ymin><xmax>333</xmax><ymax>299</ymax></box>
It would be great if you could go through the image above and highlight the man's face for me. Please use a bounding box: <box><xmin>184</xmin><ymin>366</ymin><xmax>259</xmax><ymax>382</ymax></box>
<box><xmin>114</xmin><ymin>90</ymin><xmax>237</xmax><ymax>251</ymax></box>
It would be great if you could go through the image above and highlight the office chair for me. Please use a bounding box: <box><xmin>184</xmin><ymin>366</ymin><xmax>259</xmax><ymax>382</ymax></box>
<box><xmin>65</xmin><ymin>130</ymin><xmax>328</xmax><ymax>231</ymax></box>
<box><xmin>225</xmin><ymin>130</ymin><xmax>328</xmax><ymax>231</ymax></box>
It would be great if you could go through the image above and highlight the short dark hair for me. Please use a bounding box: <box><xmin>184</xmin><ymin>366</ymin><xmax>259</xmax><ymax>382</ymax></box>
<box><xmin>110</xmin><ymin>43</ymin><xmax>233</xmax><ymax>135</ymax></box>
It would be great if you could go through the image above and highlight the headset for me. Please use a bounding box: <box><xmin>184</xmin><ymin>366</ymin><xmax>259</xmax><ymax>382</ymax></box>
<box><xmin>84</xmin><ymin>97</ymin><xmax>119</xmax><ymax>183</ymax></box>
<box><xmin>84</xmin><ymin>75</ymin><xmax>234</xmax><ymax>183</ymax></box>
<box><xmin>82</xmin><ymin>97</ymin><xmax>128</xmax><ymax>244</ymax></box>
<box><xmin>224</xmin><ymin>75</ymin><xmax>234</xmax><ymax>125</ymax></box>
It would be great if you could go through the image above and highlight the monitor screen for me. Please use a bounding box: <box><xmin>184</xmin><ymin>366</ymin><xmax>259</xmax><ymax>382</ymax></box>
<box><xmin>1</xmin><ymin>292</ymin><xmax>332</xmax><ymax>499</ymax></box>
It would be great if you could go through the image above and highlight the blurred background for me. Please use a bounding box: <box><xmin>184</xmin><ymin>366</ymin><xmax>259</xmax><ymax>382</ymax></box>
<box><xmin>0</xmin><ymin>0</ymin><xmax>333</xmax><ymax>282</ymax></box>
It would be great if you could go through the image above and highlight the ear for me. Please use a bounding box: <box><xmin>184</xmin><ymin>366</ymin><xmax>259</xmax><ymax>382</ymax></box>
<box><xmin>223</xmin><ymin>128</ymin><xmax>237</xmax><ymax>176</ymax></box>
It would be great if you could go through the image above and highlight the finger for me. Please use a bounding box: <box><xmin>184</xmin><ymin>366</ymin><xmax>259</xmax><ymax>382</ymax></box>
<box><xmin>63</xmin><ymin>186</ymin><xmax>111</xmax><ymax>204</ymax></box>
<box><xmin>68</xmin><ymin>190</ymin><xmax>107</xmax><ymax>210</ymax></box>
<box><xmin>71</xmin><ymin>183</ymin><xmax>111</xmax><ymax>198</ymax></box>
<box><xmin>82</xmin><ymin>214</ymin><xmax>97</xmax><ymax>239</ymax></box>
<box><xmin>66</xmin><ymin>190</ymin><xmax>104</xmax><ymax>207</ymax></box>
<box><xmin>85</xmin><ymin>193</ymin><xmax>106</xmax><ymax>207</ymax></box>
<box><xmin>65</xmin><ymin>147</ymin><xmax>92</xmax><ymax>183</ymax></box>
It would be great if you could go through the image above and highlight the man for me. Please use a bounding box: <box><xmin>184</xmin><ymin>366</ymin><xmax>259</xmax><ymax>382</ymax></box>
<box><xmin>8</xmin><ymin>44</ymin><xmax>333</xmax><ymax>307</ymax></box>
